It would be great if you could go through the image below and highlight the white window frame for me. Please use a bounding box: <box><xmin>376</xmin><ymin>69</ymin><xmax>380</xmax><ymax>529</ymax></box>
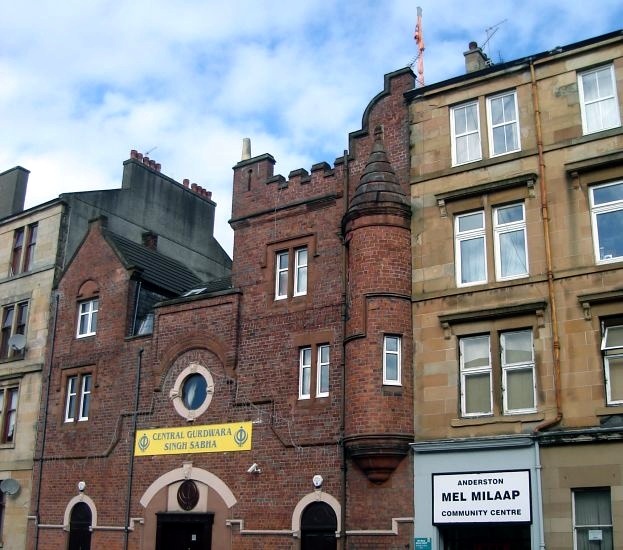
<box><xmin>501</xmin><ymin>330</ymin><xmax>536</xmax><ymax>414</ymax></box>
<box><xmin>275</xmin><ymin>251</ymin><xmax>289</xmax><ymax>300</ymax></box>
<box><xmin>602</xmin><ymin>323</ymin><xmax>623</xmax><ymax>405</ymax></box>
<box><xmin>0</xmin><ymin>386</ymin><xmax>19</xmax><ymax>444</ymax></box>
<box><xmin>451</xmin><ymin>101</ymin><xmax>482</xmax><ymax>166</ymax></box>
<box><xmin>299</xmin><ymin>347</ymin><xmax>312</xmax><ymax>400</ymax></box>
<box><xmin>64</xmin><ymin>376</ymin><xmax>78</xmax><ymax>422</ymax></box>
<box><xmin>459</xmin><ymin>335</ymin><xmax>493</xmax><ymax>417</ymax></box>
<box><xmin>76</xmin><ymin>299</ymin><xmax>98</xmax><ymax>337</ymax></box>
<box><xmin>578</xmin><ymin>64</ymin><xmax>621</xmax><ymax>135</ymax></box>
<box><xmin>316</xmin><ymin>344</ymin><xmax>330</xmax><ymax>397</ymax></box>
<box><xmin>383</xmin><ymin>335</ymin><xmax>402</xmax><ymax>386</ymax></box>
<box><xmin>64</xmin><ymin>374</ymin><xmax>92</xmax><ymax>422</ymax></box>
<box><xmin>486</xmin><ymin>91</ymin><xmax>521</xmax><ymax>157</ymax></box>
<box><xmin>573</xmin><ymin>488</ymin><xmax>613</xmax><ymax>550</ymax></box>
<box><xmin>294</xmin><ymin>247</ymin><xmax>308</xmax><ymax>296</ymax></box>
<box><xmin>493</xmin><ymin>202</ymin><xmax>529</xmax><ymax>280</ymax></box>
<box><xmin>78</xmin><ymin>374</ymin><xmax>92</xmax><ymax>421</ymax></box>
<box><xmin>455</xmin><ymin>211</ymin><xmax>487</xmax><ymax>287</ymax></box>
<box><xmin>590</xmin><ymin>181</ymin><xmax>623</xmax><ymax>264</ymax></box>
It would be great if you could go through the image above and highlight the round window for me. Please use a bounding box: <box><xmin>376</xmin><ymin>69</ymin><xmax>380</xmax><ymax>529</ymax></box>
<box><xmin>170</xmin><ymin>363</ymin><xmax>214</xmax><ymax>420</ymax></box>
<box><xmin>182</xmin><ymin>373</ymin><xmax>208</xmax><ymax>410</ymax></box>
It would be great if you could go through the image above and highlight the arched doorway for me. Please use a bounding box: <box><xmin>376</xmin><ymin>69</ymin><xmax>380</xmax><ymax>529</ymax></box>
<box><xmin>67</xmin><ymin>502</ymin><xmax>92</xmax><ymax>550</ymax></box>
<box><xmin>300</xmin><ymin>501</ymin><xmax>337</xmax><ymax>550</ymax></box>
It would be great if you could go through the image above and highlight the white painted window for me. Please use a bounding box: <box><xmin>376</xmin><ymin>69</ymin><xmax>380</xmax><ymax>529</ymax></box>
<box><xmin>451</xmin><ymin>101</ymin><xmax>482</xmax><ymax>165</ymax></box>
<box><xmin>602</xmin><ymin>323</ymin><xmax>623</xmax><ymax>405</ymax></box>
<box><xmin>299</xmin><ymin>344</ymin><xmax>330</xmax><ymax>400</ymax></box>
<box><xmin>460</xmin><ymin>330</ymin><xmax>536</xmax><ymax>417</ymax></box>
<box><xmin>294</xmin><ymin>248</ymin><xmax>308</xmax><ymax>296</ymax></box>
<box><xmin>487</xmin><ymin>91</ymin><xmax>520</xmax><ymax>156</ymax></box>
<box><xmin>578</xmin><ymin>65</ymin><xmax>621</xmax><ymax>135</ymax></box>
<box><xmin>316</xmin><ymin>345</ymin><xmax>330</xmax><ymax>397</ymax></box>
<box><xmin>460</xmin><ymin>335</ymin><xmax>492</xmax><ymax>416</ymax></box>
<box><xmin>0</xmin><ymin>386</ymin><xmax>18</xmax><ymax>444</ymax></box>
<box><xmin>65</xmin><ymin>374</ymin><xmax>92</xmax><ymax>422</ymax></box>
<box><xmin>299</xmin><ymin>347</ymin><xmax>312</xmax><ymax>400</ymax></box>
<box><xmin>493</xmin><ymin>203</ymin><xmax>528</xmax><ymax>280</ymax></box>
<box><xmin>275</xmin><ymin>246</ymin><xmax>308</xmax><ymax>300</ymax></box>
<box><xmin>590</xmin><ymin>181</ymin><xmax>623</xmax><ymax>263</ymax></box>
<box><xmin>455</xmin><ymin>211</ymin><xmax>487</xmax><ymax>286</ymax></box>
<box><xmin>501</xmin><ymin>330</ymin><xmax>536</xmax><ymax>414</ymax></box>
<box><xmin>383</xmin><ymin>336</ymin><xmax>402</xmax><ymax>385</ymax></box>
<box><xmin>77</xmin><ymin>299</ymin><xmax>98</xmax><ymax>337</ymax></box>
<box><xmin>275</xmin><ymin>251</ymin><xmax>289</xmax><ymax>300</ymax></box>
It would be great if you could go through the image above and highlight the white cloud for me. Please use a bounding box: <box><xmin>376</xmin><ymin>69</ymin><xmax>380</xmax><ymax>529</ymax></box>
<box><xmin>2</xmin><ymin>0</ymin><xmax>622</xmax><ymax>257</ymax></box>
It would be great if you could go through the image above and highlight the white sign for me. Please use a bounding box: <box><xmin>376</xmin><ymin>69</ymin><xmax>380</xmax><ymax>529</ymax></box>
<box><xmin>433</xmin><ymin>470</ymin><xmax>531</xmax><ymax>524</ymax></box>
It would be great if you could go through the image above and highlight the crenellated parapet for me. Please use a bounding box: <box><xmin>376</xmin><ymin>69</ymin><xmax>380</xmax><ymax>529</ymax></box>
<box><xmin>230</xmin><ymin>67</ymin><xmax>414</xmax><ymax>226</ymax></box>
<box><xmin>230</xmin><ymin>153</ymin><xmax>346</xmax><ymax>225</ymax></box>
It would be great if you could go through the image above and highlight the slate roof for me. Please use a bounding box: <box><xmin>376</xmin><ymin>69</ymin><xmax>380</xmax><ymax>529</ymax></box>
<box><xmin>181</xmin><ymin>275</ymin><xmax>233</xmax><ymax>297</ymax></box>
<box><xmin>104</xmin><ymin>231</ymin><xmax>202</xmax><ymax>295</ymax></box>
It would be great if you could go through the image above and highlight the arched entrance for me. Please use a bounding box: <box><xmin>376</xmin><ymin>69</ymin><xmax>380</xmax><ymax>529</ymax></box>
<box><xmin>67</xmin><ymin>502</ymin><xmax>92</xmax><ymax>550</ymax></box>
<box><xmin>300</xmin><ymin>501</ymin><xmax>337</xmax><ymax>550</ymax></box>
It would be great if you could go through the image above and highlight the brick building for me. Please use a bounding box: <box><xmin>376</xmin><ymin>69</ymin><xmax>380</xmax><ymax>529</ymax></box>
<box><xmin>0</xmin><ymin>153</ymin><xmax>230</xmax><ymax>549</ymax></box>
<box><xmin>30</xmin><ymin>68</ymin><xmax>415</xmax><ymax>549</ymax></box>
<box><xmin>408</xmin><ymin>30</ymin><xmax>623</xmax><ymax>549</ymax></box>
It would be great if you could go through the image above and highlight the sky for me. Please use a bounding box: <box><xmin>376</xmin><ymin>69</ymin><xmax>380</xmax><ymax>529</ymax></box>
<box><xmin>2</xmin><ymin>1</ymin><xmax>622</xmax><ymax>257</ymax></box>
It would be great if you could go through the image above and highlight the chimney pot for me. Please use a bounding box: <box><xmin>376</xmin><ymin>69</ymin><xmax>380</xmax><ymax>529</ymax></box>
<box><xmin>183</xmin><ymin>178</ymin><xmax>190</xmax><ymax>187</ymax></box>
<box><xmin>137</xmin><ymin>153</ymin><xmax>143</xmax><ymax>161</ymax></box>
<box><xmin>191</xmin><ymin>183</ymin><xmax>198</xmax><ymax>191</ymax></box>
<box><xmin>143</xmin><ymin>156</ymin><xmax>150</xmax><ymax>165</ymax></box>
<box><xmin>206</xmin><ymin>191</ymin><xmax>212</xmax><ymax>200</ymax></box>
<box><xmin>155</xmin><ymin>163</ymin><xmax>161</xmax><ymax>172</ymax></box>
<box><xmin>131</xmin><ymin>149</ymin><xmax>138</xmax><ymax>159</ymax></box>
<box><xmin>241</xmin><ymin>137</ymin><xmax>252</xmax><ymax>160</ymax></box>
<box><xmin>469</xmin><ymin>41</ymin><xmax>478</xmax><ymax>50</ymax></box>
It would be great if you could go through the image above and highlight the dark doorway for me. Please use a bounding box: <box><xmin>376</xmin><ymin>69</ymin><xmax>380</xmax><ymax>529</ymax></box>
<box><xmin>440</xmin><ymin>523</ymin><xmax>531</xmax><ymax>550</ymax></box>
<box><xmin>156</xmin><ymin>512</ymin><xmax>214</xmax><ymax>550</ymax></box>
<box><xmin>67</xmin><ymin>502</ymin><xmax>92</xmax><ymax>550</ymax></box>
<box><xmin>301</xmin><ymin>502</ymin><xmax>337</xmax><ymax>550</ymax></box>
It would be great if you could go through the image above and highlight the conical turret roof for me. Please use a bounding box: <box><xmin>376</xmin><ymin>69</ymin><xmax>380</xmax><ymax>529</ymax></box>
<box><xmin>348</xmin><ymin>125</ymin><xmax>410</xmax><ymax>212</ymax></box>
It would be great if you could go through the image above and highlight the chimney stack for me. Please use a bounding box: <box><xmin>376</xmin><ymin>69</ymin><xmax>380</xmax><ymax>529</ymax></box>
<box><xmin>241</xmin><ymin>137</ymin><xmax>251</xmax><ymax>161</ymax></box>
<box><xmin>464</xmin><ymin>41</ymin><xmax>491</xmax><ymax>73</ymax></box>
<box><xmin>0</xmin><ymin>166</ymin><xmax>29</xmax><ymax>219</ymax></box>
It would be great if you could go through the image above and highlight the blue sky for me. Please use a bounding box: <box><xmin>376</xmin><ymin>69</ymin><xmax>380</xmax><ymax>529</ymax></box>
<box><xmin>2</xmin><ymin>0</ymin><xmax>622</xmax><ymax>256</ymax></box>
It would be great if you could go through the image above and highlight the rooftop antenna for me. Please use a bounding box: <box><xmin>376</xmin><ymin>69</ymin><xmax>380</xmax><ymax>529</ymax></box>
<box><xmin>481</xmin><ymin>19</ymin><xmax>507</xmax><ymax>62</ymax></box>
<box><xmin>145</xmin><ymin>146</ymin><xmax>158</xmax><ymax>156</ymax></box>
<box><xmin>411</xmin><ymin>6</ymin><xmax>425</xmax><ymax>87</ymax></box>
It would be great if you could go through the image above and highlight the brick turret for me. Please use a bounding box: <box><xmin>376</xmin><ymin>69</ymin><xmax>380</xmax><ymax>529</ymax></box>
<box><xmin>342</xmin><ymin>126</ymin><xmax>413</xmax><ymax>483</ymax></box>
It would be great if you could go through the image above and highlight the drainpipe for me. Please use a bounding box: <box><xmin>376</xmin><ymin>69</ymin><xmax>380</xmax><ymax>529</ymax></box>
<box><xmin>33</xmin><ymin>293</ymin><xmax>60</xmax><ymax>550</ymax></box>
<box><xmin>534</xmin><ymin>440</ymin><xmax>545</xmax><ymax>550</ymax></box>
<box><xmin>340</xmin><ymin>149</ymin><xmax>350</xmax><ymax>549</ymax></box>
<box><xmin>530</xmin><ymin>59</ymin><xmax>562</xmax><ymax>433</ymax></box>
<box><xmin>124</xmin><ymin>348</ymin><xmax>143</xmax><ymax>550</ymax></box>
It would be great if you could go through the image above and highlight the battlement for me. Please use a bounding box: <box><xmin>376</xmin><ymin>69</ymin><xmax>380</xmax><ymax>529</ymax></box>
<box><xmin>230</xmin><ymin>153</ymin><xmax>347</xmax><ymax>223</ymax></box>
<box><xmin>229</xmin><ymin>67</ymin><xmax>414</xmax><ymax>225</ymax></box>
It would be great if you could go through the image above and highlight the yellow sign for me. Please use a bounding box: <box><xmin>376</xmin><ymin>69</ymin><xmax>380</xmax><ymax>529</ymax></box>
<box><xmin>134</xmin><ymin>421</ymin><xmax>252</xmax><ymax>456</ymax></box>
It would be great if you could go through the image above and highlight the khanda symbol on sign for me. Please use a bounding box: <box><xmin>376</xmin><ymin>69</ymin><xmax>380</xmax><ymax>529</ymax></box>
<box><xmin>138</xmin><ymin>434</ymin><xmax>150</xmax><ymax>452</ymax></box>
<box><xmin>234</xmin><ymin>426</ymin><xmax>248</xmax><ymax>447</ymax></box>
